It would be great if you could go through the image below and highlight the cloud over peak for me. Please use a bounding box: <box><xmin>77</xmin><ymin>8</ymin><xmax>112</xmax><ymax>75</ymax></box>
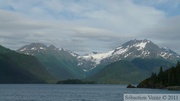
<box><xmin>0</xmin><ymin>0</ymin><xmax>180</xmax><ymax>54</ymax></box>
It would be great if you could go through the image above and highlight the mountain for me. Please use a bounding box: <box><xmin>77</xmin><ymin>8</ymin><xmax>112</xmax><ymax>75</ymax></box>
<box><xmin>17</xmin><ymin>39</ymin><xmax>179</xmax><ymax>73</ymax></box>
<box><xmin>86</xmin><ymin>58</ymin><xmax>174</xmax><ymax>84</ymax></box>
<box><xmin>0</xmin><ymin>45</ymin><xmax>54</xmax><ymax>84</ymax></box>
<box><xmin>81</xmin><ymin>39</ymin><xmax>179</xmax><ymax>83</ymax></box>
<box><xmin>17</xmin><ymin>43</ymin><xmax>84</xmax><ymax>80</ymax></box>
<box><xmin>78</xmin><ymin>39</ymin><xmax>180</xmax><ymax>71</ymax></box>
<box><xmin>16</xmin><ymin>39</ymin><xmax>180</xmax><ymax>83</ymax></box>
<box><xmin>85</xmin><ymin>60</ymin><xmax>145</xmax><ymax>84</ymax></box>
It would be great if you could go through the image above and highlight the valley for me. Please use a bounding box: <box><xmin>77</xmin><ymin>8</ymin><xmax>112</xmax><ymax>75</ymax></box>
<box><xmin>0</xmin><ymin>39</ymin><xmax>179</xmax><ymax>84</ymax></box>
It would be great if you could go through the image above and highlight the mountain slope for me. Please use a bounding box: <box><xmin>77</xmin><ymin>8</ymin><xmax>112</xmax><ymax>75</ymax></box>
<box><xmin>17</xmin><ymin>43</ymin><xmax>84</xmax><ymax>80</ymax></box>
<box><xmin>86</xmin><ymin>60</ymin><xmax>146</xmax><ymax>84</ymax></box>
<box><xmin>86</xmin><ymin>58</ymin><xmax>175</xmax><ymax>84</ymax></box>
<box><xmin>78</xmin><ymin>39</ymin><xmax>180</xmax><ymax>71</ymax></box>
<box><xmin>131</xmin><ymin>58</ymin><xmax>174</xmax><ymax>72</ymax></box>
<box><xmin>0</xmin><ymin>45</ymin><xmax>54</xmax><ymax>84</ymax></box>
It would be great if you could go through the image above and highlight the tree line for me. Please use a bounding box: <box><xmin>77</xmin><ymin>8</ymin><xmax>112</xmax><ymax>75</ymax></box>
<box><xmin>137</xmin><ymin>61</ymin><xmax>180</xmax><ymax>88</ymax></box>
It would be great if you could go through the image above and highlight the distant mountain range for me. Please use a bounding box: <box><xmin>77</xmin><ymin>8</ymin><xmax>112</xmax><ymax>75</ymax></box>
<box><xmin>0</xmin><ymin>39</ymin><xmax>179</xmax><ymax>84</ymax></box>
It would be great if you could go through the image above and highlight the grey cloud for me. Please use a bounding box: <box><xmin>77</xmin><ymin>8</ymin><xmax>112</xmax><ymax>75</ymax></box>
<box><xmin>143</xmin><ymin>16</ymin><xmax>180</xmax><ymax>40</ymax></box>
<box><xmin>0</xmin><ymin>10</ymin><xmax>51</xmax><ymax>38</ymax></box>
<box><xmin>0</xmin><ymin>0</ymin><xmax>179</xmax><ymax>55</ymax></box>
<box><xmin>140</xmin><ymin>16</ymin><xmax>180</xmax><ymax>54</ymax></box>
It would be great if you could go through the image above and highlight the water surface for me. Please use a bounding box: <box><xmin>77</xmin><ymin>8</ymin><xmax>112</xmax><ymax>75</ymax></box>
<box><xmin>0</xmin><ymin>84</ymin><xmax>179</xmax><ymax>101</ymax></box>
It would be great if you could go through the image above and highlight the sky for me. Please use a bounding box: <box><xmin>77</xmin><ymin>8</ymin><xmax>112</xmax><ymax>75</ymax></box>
<box><xmin>0</xmin><ymin>0</ymin><xmax>180</xmax><ymax>55</ymax></box>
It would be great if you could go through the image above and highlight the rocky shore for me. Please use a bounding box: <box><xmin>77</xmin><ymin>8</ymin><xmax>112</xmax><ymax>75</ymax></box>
<box><xmin>127</xmin><ymin>83</ymin><xmax>180</xmax><ymax>91</ymax></box>
<box><xmin>166</xmin><ymin>86</ymin><xmax>180</xmax><ymax>90</ymax></box>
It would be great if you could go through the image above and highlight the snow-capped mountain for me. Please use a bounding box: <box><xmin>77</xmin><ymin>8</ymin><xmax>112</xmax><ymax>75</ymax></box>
<box><xmin>78</xmin><ymin>39</ymin><xmax>180</xmax><ymax>71</ymax></box>
<box><xmin>17</xmin><ymin>43</ymin><xmax>71</xmax><ymax>55</ymax></box>
<box><xmin>17</xmin><ymin>39</ymin><xmax>180</xmax><ymax>72</ymax></box>
<box><xmin>17</xmin><ymin>43</ymin><xmax>47</xmax><ymax>55</ymax></box>
<box><xmin>15</xmin><ymin>40</ymin><xmax>180</xmax><ymax>83</ymax></box>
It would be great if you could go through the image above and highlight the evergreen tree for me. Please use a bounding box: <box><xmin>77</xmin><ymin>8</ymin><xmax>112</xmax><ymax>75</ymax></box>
<box><xmin>138</xmin><ymin>61</ymin><xmax>180</xmax><ymax>88</ymax></box>
<box><xmin>158</xmin><ymin>66</ymin><xmax>164</xmax><ymax>84</ymax></box>
<box><xmin>150</xmin><ymin>73</ymin><xmax>158</xmax><ymax>84</ymax></box>
<box><xmin>176</xmin><ymin>61</ymin><xmax>180</xmax><ymax>68</ymax></box>
<box><xmin>176</xmin><ymin>61</ymin><xmax>180</xmax><ymax>85</ymax></box>
<box><xmin>167</xmin><ymin>68</ymin><xmax>172</xmax><ymax>85</ymax></box>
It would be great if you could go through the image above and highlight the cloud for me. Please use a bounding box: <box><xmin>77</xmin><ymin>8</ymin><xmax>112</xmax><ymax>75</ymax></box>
<box><xmin>140</xmin><ymin>16</ymin><xmax>180</xmax><ymax>53</ymax></box>
<box><xmin>134</xmin><ymin>0</ymin><xmax>180</xmax><ymax>16</ymax></box>
<box><xmin>0</xmin><ymin>0</ymin><xmax>179</xmax><ymax>54</ymax></box>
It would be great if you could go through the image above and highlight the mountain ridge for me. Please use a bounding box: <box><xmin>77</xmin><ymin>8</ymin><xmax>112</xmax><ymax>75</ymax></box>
<box><xmin>17</xmin><ymin>39</ymin><xmax>180</xmax><ymax>72</ymax></box>
<box><xmin>16</xmin><ymin>39</ymin><xmax>180</xmax><ymax>83</ymax></box>
<box><xmin>1</xmin><ymin>39</ymin><xmax>179</xmax><ymax>84</ymax></box>
<box><xmin>78</xmin><ymin>39</ymin><xmax>180</xmax><ymax>71</ymax></box>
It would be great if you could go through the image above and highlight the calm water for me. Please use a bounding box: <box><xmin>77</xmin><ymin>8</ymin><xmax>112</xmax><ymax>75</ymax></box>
<box><xmin>0</xmin><ymin>84</ymin><xmax>179</xmax><ymax>101</ymax></box>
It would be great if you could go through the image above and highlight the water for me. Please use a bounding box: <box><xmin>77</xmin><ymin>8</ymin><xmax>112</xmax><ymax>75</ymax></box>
<box><xmin>0</xmin><ymin>84</ymin><xmax>179</xmax><ymax>101</ymax></box>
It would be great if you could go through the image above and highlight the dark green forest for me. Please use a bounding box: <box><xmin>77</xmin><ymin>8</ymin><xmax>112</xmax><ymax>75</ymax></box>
<box><xmin>137</xmin><ymin>61</ymin><xmax>180</xmax><ymax>88</ymax></box>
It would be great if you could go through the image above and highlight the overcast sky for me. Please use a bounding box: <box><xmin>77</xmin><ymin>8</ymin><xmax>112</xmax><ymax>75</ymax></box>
<box><xmin>0</xmin><ymin>0</ymin><xmax>180</xmax><ymax>55</ymax></box>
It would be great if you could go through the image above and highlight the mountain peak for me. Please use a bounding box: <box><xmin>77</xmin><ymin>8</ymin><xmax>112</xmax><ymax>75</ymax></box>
<box><xmin>17</xmin><ymin>43</ymin><xmax>48</xmax><ymax>53</ymax></box>
<box><xmin>48</xmin><ymin>45</ymin><xmax>56</xmax><ymax>50</ymax></box>
<box><xmin>123</xmin><ymin>39</ymin><xmax>151</xmax><ymax>45</ymax></box>
<box><xmin>17</xmin><ymin>43</ymin><xmax>79</xmax><ymax>58</ymax></box>
<box><xmin>78</xmin><ymin>39</ymin><xmax>180</xmax><ymax>71</ymax></box>
<box><xmin>30</xmin><ymin>43</ymin><xmax>47</xmax><ymax>48</ymax></box>
<box><xmin>118</xmin><ymin>39</ymin><xmax>156</xmax><ymax>53</ymax></box>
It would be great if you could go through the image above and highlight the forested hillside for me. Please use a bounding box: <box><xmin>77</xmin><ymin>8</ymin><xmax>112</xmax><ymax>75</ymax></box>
<box><xmin>0</xmin><ymin>45</ymin><xmax>55</xmax><ymax>84</ymax></box>
<box><xmin>137</xmin><ymin>61</ymin><xmax>180</xmax><ymax>88</ymax></box>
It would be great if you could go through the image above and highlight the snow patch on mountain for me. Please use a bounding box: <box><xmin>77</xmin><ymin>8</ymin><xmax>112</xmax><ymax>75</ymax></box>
<box><xmin>58</xmin><ymin>48</ymin><xmax>62</xmax><ymax>51</ymax></box>
<box><xmin>20</xmin><ymin>48</ymin><xmax>27</xmax><ymax>52</ymax></box>
<box><xmin>124</xmin><ymin>52</ymin><xmax>132</xmax><ymax>58</ymax></box>
<box><xmin>135</xmin><ymin>42</ymin><xmax>147</xmax><ymax>50</ymax></box>
<box><xmin>77</xmin><ymin>62</ymin><xmax>83</xmax><ymax>66</ymax></box>
<box><xmin>112</xmin><ymin>47</ymin><xmax>128</xmax><ymax>55</ymax></box>
<box><xmin>82</xmin><ymin>50</ymin><xmax>114</xmax><ymax>64</ymax></box>
<box><xmin>160</xmin><ymin>52</ymin><xmax>168</xmax><ymax>59</ymax></box>
<box><xmin>70</xmin><ymin>52</ymin><xmax>79</xmax><ymax>57</ymax></box>
<box><xmin>40</xmin><ymin>47</ymin><xmax>45</xmax><ymax>50</ymax></box>
<box><xmin>31</xmin><ymin>47</ymin><xmax>37</xmax><ymax>50</ymax></box>
<box><xmin>83</xmin><ymin>69</ymin><xmax>88</xmax><ymax>72</ymax></box>
<box><xmin>142</xmin><ymin>51</ymin><xmax>150</xmax><ymax>56</ymax></box>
